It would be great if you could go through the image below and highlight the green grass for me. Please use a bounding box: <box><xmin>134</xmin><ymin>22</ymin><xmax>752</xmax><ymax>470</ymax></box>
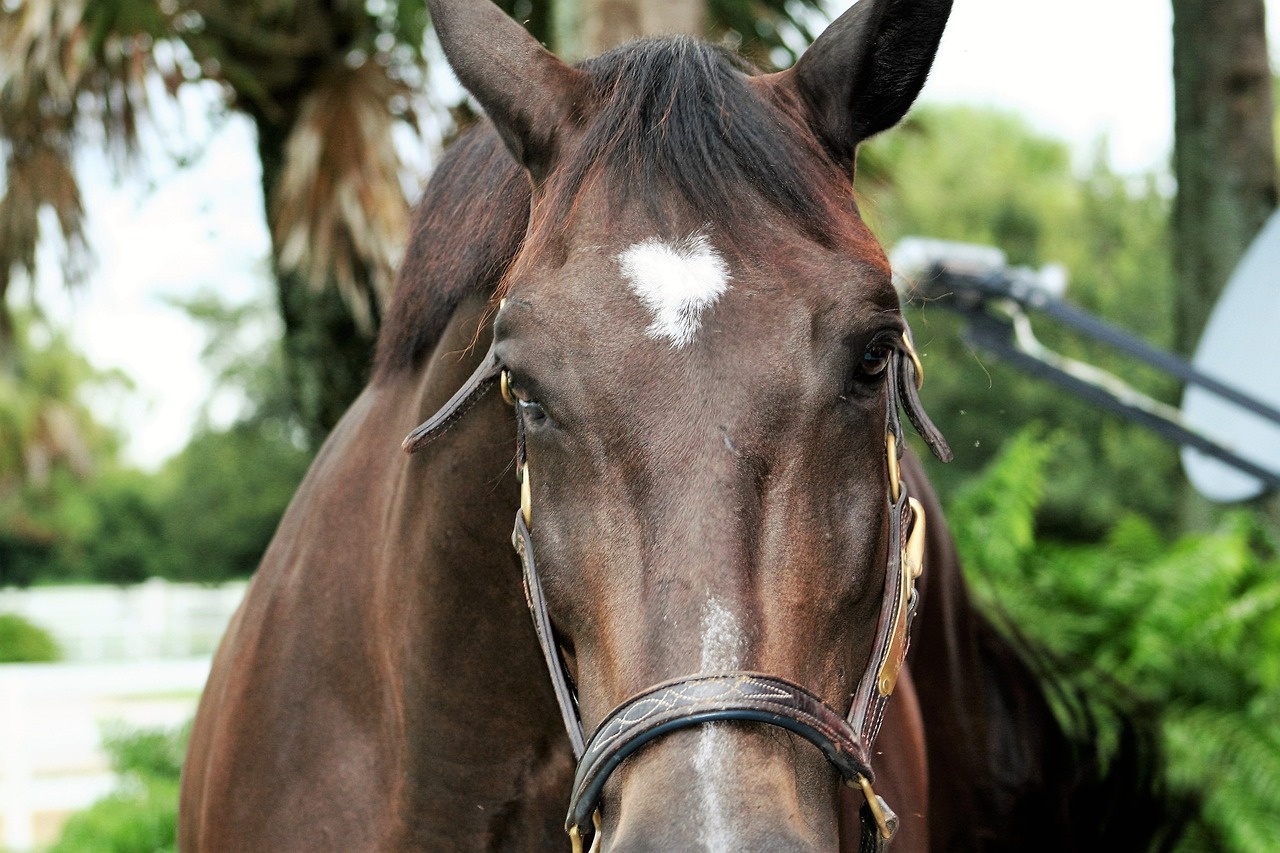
<box><xmin>0</xmin><ymin>612</ymin><xmax>60</xmax><ymax>662</ymax></box>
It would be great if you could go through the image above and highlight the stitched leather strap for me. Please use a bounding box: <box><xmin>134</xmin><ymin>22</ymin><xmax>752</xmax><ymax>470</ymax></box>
<box><xmin>402</xmin><ymin>344</ymin><xmax>503</xmax><ymax>454</ymax></box>
<box><xmin>897</xmin><ymin>352</ymin><xmax>952</xmax><ymax>462</ymax></box>
<box><xmin>566</xmin><ymin>673</ymin><xmax>876</xmax><ymax>834</ymax></box>
<box><xmin>848</xmin><ymin>481</ymin><xmax>913</xmax><ymax>746</ymax></box>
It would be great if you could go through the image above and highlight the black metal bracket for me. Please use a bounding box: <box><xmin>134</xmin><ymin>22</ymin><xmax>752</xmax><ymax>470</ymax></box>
<box><xmin>903</xmin><ymin>263</ymin><xmax>1280</xmax><ymax>494</ymax></box>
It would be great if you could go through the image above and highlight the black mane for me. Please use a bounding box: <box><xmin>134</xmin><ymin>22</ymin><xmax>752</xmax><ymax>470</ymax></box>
<box><xmin>373</xmin><ymin>128</ymin><xmax>528</xmax><ymax>380</ymax></box>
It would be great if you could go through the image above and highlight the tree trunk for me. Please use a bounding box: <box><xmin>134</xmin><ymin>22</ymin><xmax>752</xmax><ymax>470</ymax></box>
<box><xmin>559</xmin><ymin>0</ymin><xmax>705</xmax><ymax>59</ymax></box>
<box><xmin>255</xmin><ymin>115</ymin><xmax>374</xmax><ymax>450</ymax></box>
<box><xmin>1171</xmin><ymin>0</ymin><xmax>1277</xmax><ymax>355</ymax></box>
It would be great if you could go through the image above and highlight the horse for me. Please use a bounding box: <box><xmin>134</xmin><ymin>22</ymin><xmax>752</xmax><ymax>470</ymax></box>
<box><xmin>179</xmin><ymin>1</ymin><xmax>1171</xmax><ymax>850</ymax></box>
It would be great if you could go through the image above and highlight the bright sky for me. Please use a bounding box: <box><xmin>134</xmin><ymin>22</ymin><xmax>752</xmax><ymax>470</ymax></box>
<box><xmin>32</xmin><ymin>0</ymin><xmax>1280</xmax><ymax>468</ymax></box>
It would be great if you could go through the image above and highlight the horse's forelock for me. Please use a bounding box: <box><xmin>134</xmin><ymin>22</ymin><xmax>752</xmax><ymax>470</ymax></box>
<box><xmin>517</xmin><ymin>38</ymin><xmax>859</xmax><ymax>266</ymax></box>
<box><xmin>377</xmin><ymin>38</ymin><xmax>867</xmax><ymax>380</ymax></box>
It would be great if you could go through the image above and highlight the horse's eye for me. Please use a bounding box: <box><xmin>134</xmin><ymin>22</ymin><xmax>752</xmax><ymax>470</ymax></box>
<box><xmin>519</xmin><ymin>398</ymin><xmax>549</xmax><ymax>426</ymax></box>
<box><xmin>858</xmin><ymin>344</ymin><xmax>893</xmax><ymax>380</ymax></box>
<box><xmin>505</xmin><ymin>372</ymin><xmax>550</xmax><ymax>426</ymax></box>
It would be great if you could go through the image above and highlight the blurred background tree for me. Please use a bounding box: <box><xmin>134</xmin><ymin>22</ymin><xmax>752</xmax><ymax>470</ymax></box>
<box><xmin>1</xmin><ymin>0</ymin><xmax>430</xmax><ymax>449</ymax></box>
<box><xmin>151</xmin><ymin>288</ymin><xmax>312</xmax><ymax>583</ymax></box>
<box><xmin>859</xmin><ymin>106</ymin><xmax>1184</xmax><ymax>537</ymax></box>
<box><xmin>0</xmin><ymin>0</ymin><xmax>822</xmax><ymax>449</ymax></box>
<box><xmin>0</xmin><ymin>284</ymin><xmax>310</xmax><ymax>586</ymax></box>
<box><xmin>0</xmin><ymin>312</ymin><xmax>121</xmax><ymax>585</ymax></box>
<box><xmin>1170</xmin><ymin>0</ymin><xmax>1276</xmax><ymax>355</ymax></box>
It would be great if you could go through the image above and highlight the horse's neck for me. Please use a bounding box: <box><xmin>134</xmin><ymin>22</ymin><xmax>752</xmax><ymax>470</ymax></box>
<box><xmin>378</xmin><ymin>297</ymin><xmax>573</xmax><ymax>844</ymax></box>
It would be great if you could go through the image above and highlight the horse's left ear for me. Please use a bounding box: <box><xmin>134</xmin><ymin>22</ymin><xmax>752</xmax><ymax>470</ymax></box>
<box><xmin>764</xmin><ymin>0</ymin><xmax>952</xmax><ymax>169</ymax></box>
<box><xmin>428</xmin><ymin>0</ymin><xmax>587</xmax><ymax>182</ymax></box>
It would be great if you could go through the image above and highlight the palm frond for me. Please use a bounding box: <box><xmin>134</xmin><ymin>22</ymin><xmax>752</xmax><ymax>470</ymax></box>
<box><xmin>0</xmin><ymin>133</ymin><xmax>89</xmax><ymax>306</ymax></box>
<box><xmin>272</xmin><ymin>59</ymin><xmax>414</xmax><ymax>332</ymax></box>
<box><xmin>0</xmin><ymin>0</ymin><xmax>171</xmax><ymax>332</ymax></box>
<box><xmin>0</xmin><ymin>0</ymin><xmax>88</xmax><ymax>105</ymax></box>
<box><xmin>0</xmin><ymin>314</ymin><xmax>104</xmax><ymax>492</ymax></box>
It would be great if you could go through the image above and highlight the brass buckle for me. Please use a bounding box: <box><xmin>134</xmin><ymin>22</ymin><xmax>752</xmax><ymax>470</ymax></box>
<box><xmin>901</xmin><ymin>332</ymin><xmax>925</xmax><ymax>389</ymax></box>
<box><xmin>853</xmin><ymin>775</ymin><xmax>899</xmax><ymax>840</ymax></box>
<box><xmin>568</xmin><ymin>810</ymin><xmax>601</xmax><ymax>853</ymax></box>
<box><xmin>904</xmin><ymin>496</ymin><xmax>925</xmax><ymax>580</ymax></box>
<box><xmin>498</xmin><ymin>299</ymin><xmax>516</xmax><ymax>406</ymax></box>
<box><xmin>886</xmin><ymin>433</ymin><xmax>901</xmax><ymax>503</ymax></box>
<box><xmin>876</xmin><ymin>496</ymin><xmax>926</xmax><ymax>697</ymax></box>
<box><xmin>521</xmin><ymin>463</ymin><xmax>532</xmax><ymax>526</ymax></box>
<box><xmin>500</xmin><ymin>369</ymin><xmax>516</xmax><ymax>407</ymax></box>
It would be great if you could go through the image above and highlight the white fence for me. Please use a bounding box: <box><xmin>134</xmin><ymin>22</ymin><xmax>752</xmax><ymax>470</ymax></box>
<box><xmin>0</xmin><ymin>581</ymin><xmax>248</xmax><ymax>850</ymax></box>
<box><xmin>0</xmin><ymin>579</ymin><xmax>248</xmax><ymax>662</ymax></box>
<box><xmin>0</xmin><ymin>659</ymin><xmax>211</xmax><ymax>850</ymax></box>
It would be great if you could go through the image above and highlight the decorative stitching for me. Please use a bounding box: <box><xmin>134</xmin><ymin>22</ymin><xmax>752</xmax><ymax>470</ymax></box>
<box><xmin>583</xmin><ymin>674</ymin><xmax>853</xmax><ymax>758</ymax></box>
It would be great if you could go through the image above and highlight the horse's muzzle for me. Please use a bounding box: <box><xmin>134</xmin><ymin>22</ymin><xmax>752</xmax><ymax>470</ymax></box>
<box><xmin>591</xmin><ymin>723</ymin><xmax>840</xmax><ymax>853</ymax></box>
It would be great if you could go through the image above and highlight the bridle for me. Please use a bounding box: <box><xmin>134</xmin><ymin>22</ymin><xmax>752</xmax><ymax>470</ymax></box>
<box><xmin>403</xmin><ymin>319</ymin><xmax>952</xmax><ymax>852</ymax></box>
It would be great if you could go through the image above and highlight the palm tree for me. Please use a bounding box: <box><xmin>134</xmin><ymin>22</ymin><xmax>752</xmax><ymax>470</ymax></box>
<box><xmin>1</xmin><ymin>0</ymin><xmax>822</xmax><ymax>446</ymax></box>
<box><xmin>0</xmin><ymin>310</ymin><xmax>115</xmax><ymax>585</ymax></box>
<box><xmin>2</xmin><ymin>0</ymin><xmax>431</xmax><ymax>446</ymax></box>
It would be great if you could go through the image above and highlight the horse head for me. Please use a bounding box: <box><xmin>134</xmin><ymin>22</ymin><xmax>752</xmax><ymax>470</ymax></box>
<box><xmin>412</xmin><ymin>1</ymin><xmax>952</xmax><ymax>849</ymax></box>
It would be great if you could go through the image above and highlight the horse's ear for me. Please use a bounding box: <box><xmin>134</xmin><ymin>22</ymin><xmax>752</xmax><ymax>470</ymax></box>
<box><xmin>766</xmin><ymin>0</ymin><xmax>952</xmax><ymax>169</ymax></box>
<box><xmin>428</xmin><ymin>0</ymin><xmax>587</xmax><ymax>182</ymax></box>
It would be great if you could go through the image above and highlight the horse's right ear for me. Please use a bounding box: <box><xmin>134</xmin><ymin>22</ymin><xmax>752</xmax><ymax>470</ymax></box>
<box><xmin>428</xmin><ymin>0</ymin><xmax>587</xmax><ymax>182</ymax></box>
<box><xmin>762</xmin><ymin>0</ymin><xmax>952</xmax><ymax>171</ymax></box>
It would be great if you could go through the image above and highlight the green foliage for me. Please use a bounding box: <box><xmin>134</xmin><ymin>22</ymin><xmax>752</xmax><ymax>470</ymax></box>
<box><xmin>705</xmin><ymin>0</ymin><xmax>826</xmax><ymax>65</ymax></box>
<box><xmin>101</xmin><ymin>723</ymin><xmax>187</xmax><ymax>783</ymax></box>
<box><xmin>861</xmin><ymin>105</ymin><xmax>1182</xmax><ymax>537</ymax></box>
<box><xmin>75</xmin><ymin>470</ymin><xmax>168</xmax><ymax>585</ymax></box>
<box><xmin>152</xmin><ymin>289</ymin><xmax>312</xmax><ymax>582</ymax></box>
<box><xmin>47</xmin><ymin>723</ymin><xmax>187</xmax><ymax>853</ymax></box>
<box><xmin>954</xmin><ymin>429</ymin><xmax>1280</xmax><ymax>853</ymax></box>
<box><xmin>0</xmin><ymin>313</ymin><xmax>128</xmax><ymax>586</ymax></box>
<box><xmin>156</xmin><ymin>421</ymin><xmax>311</xmax><ymax>582</ymax></box>
<box><xmin>0</xmin><ymin>286</ymin><xmax>312</xmax><ymax>586</ymax></box>
<box><xmin>0</xmin><ymin>611</ymin><xmax>60</xmax><ymax>661</ymax></box>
